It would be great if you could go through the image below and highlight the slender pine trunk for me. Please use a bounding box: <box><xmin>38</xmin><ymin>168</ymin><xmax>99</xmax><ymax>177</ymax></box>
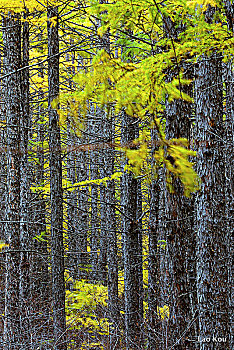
<box><xmin>67</xmin><ymin>120</ymin><xmax>79</xmax><ymax>279</ymax></box>
<box><xmin>98</xmin><ymin>109</ymin><xmax>108</xmax><ymax>284</ymax></box>
<box><xmin>19</xmin><ymin>13</ymin><xmax>32</xmax><ymax>349</ymax></box>
<box><xmin>3</xmin><ymin>12</ymin><xmax>21</xmax><ymax>350</ymax></box>
<box><xmin>89</xmin><ymin>108</ymin><xmax>100</xmax><ymax>282</ymax></box>
<box><xmin>121</xmin><ymin>112</ymin><xmax>143</xmax><ymax>350</ymax></box>
<box><xmin>76</xmin><ymin>125</ymin><xmax>89</xmax><ymax>279</ymax></box>
<box><xmin>148</xmin><ymin>127</ymin><xmax>163</xmax><ymax>350</ymax></box>
<box><xmin>47</xmin><ymin>7</ymin><xmax>67</xmax><ymax>349</ymax></box>
<box><xmin>104</xmin><ymin>114</ymin><xmax>120</xmax><ymax>348</ymax></box>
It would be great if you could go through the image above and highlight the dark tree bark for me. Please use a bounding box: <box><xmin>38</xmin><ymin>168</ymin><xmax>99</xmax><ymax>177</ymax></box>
<box><xmin>94</xmin><ymin>15</ymin><xmax>120</xmax><ymax>344</ymax></box>
<box><xmin>29</xmin><ymin>39</ymin><xmax>51</xmax><ymax>344</ymax></box>
<box><xmin>223</xmin><ymin>3</ymin><xmax>234</xmax><ymax>342</ymax></box>
<box><xmin>98</xmin><ymin>109</ymin><xmax>108</xmax><ymax>284</ymax></box>
<box><xmin>99</xmin><ymin>182</ymin><xmax>108</xmax><ymax>283</ymax></box>
<box><xmin>103</xmin><ymin>114</ymin><xmax>120</xmax><ymax>348</ymax></box>
<box><xmin>19</xmin><ymin>13</ymin><xmax>32</xmax><ymax>349</ymax></box>
<box><xmin>0</xmin><ymin>18</ymin><xmax>7</xmax><ymax>335</ymax></box>
<box><xmin>0</xmin><ymin>31</ymin><xmax>6</xmax><ymax>244</ymax></box>
<box><xmin>67</xmin><ymin>120</ymin><xmax>79</xmax><ymax>279</ymax></box>
<box><xmin>76</xmin><ymin>127</ymin><xmax>89</xmax><ymax>279</ymax></box>
<box><xmin>2</xmin><ymin>12</ymin><xmax>21</xmax><ymax>350</ymax></box>
<box><xmin>164</xmin><ymin>76</ymin><xmax>197</xmax><ymax>348</ymax></box>
<box><xmin>224</xmin><ymin>0</ymin><xmax>234</xmax><ymax>33</ymax></box>
<box><xmin>65</xmin><ymin>46</ymin><xmax>80</xmax><ymax>281</ymax></box>
<box><xmin>135</xmin><ymin>124</ymin><xmax>144</xmax><ymax>333</ymax></box>
<box><xmin>155</xmin><ymin>15</ymin><xmax>198</xmax><ymax>348</ymax></box>
<box><xmin>121</xmin><ymin>113</ymin><xmax>143</xmax><ymax>350</ymax></box>
<box><xmin>89</xmin><ymin>109</ymin><xmax>100</xmax><ymax>282</ymax></box>
<box><xmin>148</xmin><ymin>127</ymin><xmax>163</xmax><ymax>350</ymax></box>
<box><xmin>194</xmin><ymin>7</ymin><xmax>229</xmax><ymax>349</ymax></box>
<box><xmin>148</xmin><ymin>124</ymin><xmax>171</xmax><ymax>350</ymax></box>
<box><xmin>96</xmin><ymin>4</ymin><xmax>111</xmax><ymax>285</ymax></box>
<box><xmin>47</xmin><ymin>6</ymin><xmax>67</xmax><ymax>350</ymax></box>
<box><xmin>224</xmin><ymin>59</ymin><xmax>233</xmax><ymax>346</ymax></box>
<box><xmin>31</xmin><ymin>98</ymin><xmax>50</xmax><ymax>346</ymax></box>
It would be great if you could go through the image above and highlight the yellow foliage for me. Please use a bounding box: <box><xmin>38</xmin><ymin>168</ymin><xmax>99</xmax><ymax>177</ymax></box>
<box><xmin>118</xmin><ymin>270</ymin><xmax>124</xmax><ymax>296</ymax></box>
<box><xmin>64</xmin><ymin>171</ymin><xmax>123</xmax><ymax>191</ymax></box>
<box><xmin>66</xmin><ymin>278</ymin><xmax>108</xmax><ymax>334</ymax></box>
<box><xmin>187</xmin><ymin>0</ymin><xmax>219</xmax><ymax>12</ymax></box>
<box><xmin>80</xmin><ymin>341</ymin><xmax>104</xmax><ymax>350</ymax></box>
<box><xmin>0</xmin><ymin>0</ymin><xmax>45</xmax><ymax>12</ymax></box>
<box><xmin>157</xmin><ymin>305</ymin><xmax>170</xmax><ymax>320</ymax></box>
<box><xmin>0</xmin><ymin>241</ymin><xmax>9</xmax><ymax>251</ymax></box>
<box><xmin>124</xmin><ymin>142</ymin><xmax>149</xmax><ymax>176</ymax></box>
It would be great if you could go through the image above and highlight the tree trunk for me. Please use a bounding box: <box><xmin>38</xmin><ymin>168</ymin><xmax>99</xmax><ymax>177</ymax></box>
<box><xmin>3</xmin><ymin>12</ymin><xmax>21</xmax><ymax>350</ymax></box>
<box><xmin>32</xmin><ymin>98</ymin><xmax>51</xmax><ymax>346</ymax></box>
<box><xmin>194</xmin><ymin>8</ymin><xmax>229</xmax><ymax>348</ymax></box>
<box><xmin>121</xmin><ymin>112</ymin><xmax>142</xmax><ymax>350</ymax></box>
<box><xmin>224</xmin><ymin>59</ymin><xmax>233</xmax><ymax>347</ymax></box>
<box><xmin>0</xmin><ymin>16</ymin><xmax>7</xmax><ymax>336</ymax></box>
<box><xmin>76</xmin><ymin>125</ymin><xmax>89</xmax><ymax>279</ymax></box>
<box><xmin>47</xmin><ymin>6</ymin><xmax>67</xmax><ymax>350</ymax></box>
<box><xmin>98</xmin><ymin>109</ymin><xmax>108</xmax><ymax>284</ymax></box>
<box><xmin>148</xmin><ymin>127</ymin><xmax>163</xmax><ymax>350</ymax></box>
<box><xmin>224</xmin><ymin>0</ymin><xmax>234</xmax><ymax>33</ymax></box>
<box><xmin>135</xmin><ymin>124</ymin><xmax>144</xmax><ymax>333</ymax></box>
<box><xmin>165</xmin><ymin>76</ymin><xmax>197</xmax><ymax>348</ymax></box>
<box><xmin>223</xmin><ymin>3</ymin><xmax>234</xmax><ymax>343</ymax></box>
<box><xmin>19</xmin><ymin>13</ymin><xmax>32</xmax><ymax>349</ymax></box>
<box><xmin>89</xmin><ymin>108</ymin><xmax>100</xmax><ymax>282</ymax></box>
<box><xmin>103</xmin><ymin>113</ymin><xmax>120</xmax><ymax>348</ymax></box>
<box><xmin>67</xmin><ymin>120</ymin><xmax>79</xmax><ymax>279</ymax></box>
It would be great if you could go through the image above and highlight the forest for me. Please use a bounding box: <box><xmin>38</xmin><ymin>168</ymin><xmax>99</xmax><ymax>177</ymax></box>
<box><xmin>0</xmin><ymin>0</ymin><xmax>233</xmax><ymax>349</ymax></box>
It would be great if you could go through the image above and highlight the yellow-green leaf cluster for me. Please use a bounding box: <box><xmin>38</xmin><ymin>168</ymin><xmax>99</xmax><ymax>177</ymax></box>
<box><xmin>66</xmin><ymin>279</ymin><xmax>108</xmax><ymax>334</ymax></box>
